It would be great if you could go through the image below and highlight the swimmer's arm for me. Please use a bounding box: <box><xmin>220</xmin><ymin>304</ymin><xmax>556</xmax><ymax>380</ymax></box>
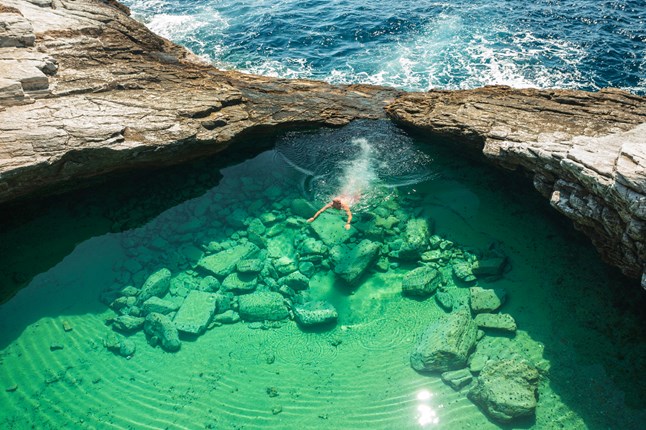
<box><xmin>308</xmin><ymin>203</ymin><xmax>333</xmax><ymax>222</ymax></box>
<box><xmin>342</xmin><ymin>203</ymin><xmax>352</xmax><ymax>230</ymax></box>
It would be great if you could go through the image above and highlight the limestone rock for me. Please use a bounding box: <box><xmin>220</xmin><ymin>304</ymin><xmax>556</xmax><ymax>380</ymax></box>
<box><xmin>435</xmin><ymin>290</ymin><xmax>454</xmax><ymax>311</ymax></box>
<box><xmin>238</xmin><ymin>291</ymin><xmax>289</xmax><ymax>322</ymax></box>
<box><xmin>197</xmin><ymin>243</ymin><xmax>259</xmax><ymax>278</ymax></box>
<box><xmin>292</xmin><ymin>301</ymin><xmax>338</xmax><ymax>327</ymax></box>
<box><xmin>410</xmin><ymin>309</ymin><xmax>478</xmax><ymax>372</ymax></box>
<box><xmin>221</xmin><ymin>272</ymin><xmax>257</xmax><ymax>293</ymax></box>
<box><xmin>472</xmin><ymin>257</ymin><xmax>507</xmax><ymax>277</ymax></box>
<box><xmin>138</xmin><ymin>268</ymin><xmax>171</xmax><ymax>304</ymax></box>
<box><xmin>237</xmin><ymin>259</ymin><xmax>263</xmax><ymax>274</ymax></box>
<box><xmin>0</xmin><ymin>13</ymin><xmax>35</xmax><ymax>48</ymax></box>
<box><xmin>279</xmin><ymin>271</ymin><xmax>310</xmax><ymax>291</ymax></box>
<box><xmin>112</xmin><ymin>315</ymin><xmax>145</xmax><ymax>332</ymax></box>
<box><xmin>469</xmin><ymin>287</ymin><xmax>506</xmax><ymax>313</ymax></box>
<box><xmin>468</xmin><ymin>359</ymin><xmax>540</xmax><ymax>423</ymax></box>
<box><xmin>331</xmin><ymin>239</ymin><xmax>380</xmax><ymax>284</ymax></box>
<box><xmin>398</xmin><ymin>218</ymin><xmax>431</xmax><ymax>260</ymax></box>
<box><xmin>214</xmin><ymin>309</ymin><xmax>240</xmax><ymax>324</ymax></box>
<box><xmin>453</xmin><ymin>261</ymin><xmax>476</xmax><ymax>282</ymax></box>
<box><xmin>309</xmin><ymin>213</ymin><xmax>355</xmax><ymax>246</ymax></box>
<box><xmin>173</xmin><ymin>290</ymin><xmax>218</xmax><ymax>335</ymax></box>
<box><xmin>144</xmin><ymin>313</ymin><xmax>181</xmax><ymax>352</ymax></box>
<box><xmin>474</xmin><ymin>313</ymin><xmax>517</xmax><ymax>333</ymax></box>
<box><xmin>401</xmin><ymin>266</ymin><xmax>442</xmax><ymax>297</ymax></box>
<box><xmin>441</xmin><ymin>368</ymin><xmax>473</xmax><ymax>390</ymax></box>
<box><xmin>141</xmin><ymin>297</ymin><xmax>179</xmax><ymax>315</ymax></box>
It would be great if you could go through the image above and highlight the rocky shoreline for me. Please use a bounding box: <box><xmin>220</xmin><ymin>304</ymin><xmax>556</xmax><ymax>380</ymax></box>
<box><xmin>0</xmin><ymin>0</ymin><xmax>644</xmax><ymax>288</ymax></box>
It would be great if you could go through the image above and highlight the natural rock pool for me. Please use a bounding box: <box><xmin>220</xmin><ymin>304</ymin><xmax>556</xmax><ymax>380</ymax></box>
<box><xmin>1</xmin><ymin>121</ymin><xmax>644</xmax><ymax>429</ymax></box>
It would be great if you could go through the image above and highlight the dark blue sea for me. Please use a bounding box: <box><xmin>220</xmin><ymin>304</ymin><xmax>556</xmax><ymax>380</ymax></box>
<box><xmin>124</xmin><ymin>0</ymin><xmax>645</xmax><ymax>93</ymax></box>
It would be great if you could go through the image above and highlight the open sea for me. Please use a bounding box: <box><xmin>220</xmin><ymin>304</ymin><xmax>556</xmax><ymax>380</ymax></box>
<box><xmin>1</xmin><ymin>1</ymin><xmax>645</xmax><ymax>430</ymax></box>
<box><xmin>123</xmin><ymin>0</ymin><xmax>646</xmax><ymax>93</ymax></box>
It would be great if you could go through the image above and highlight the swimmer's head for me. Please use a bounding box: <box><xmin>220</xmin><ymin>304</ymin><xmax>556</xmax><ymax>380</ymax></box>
<box><xmin>332</xmin><ymin>198</ymin><xmax>342</xmax><ymax>209</ymax></box>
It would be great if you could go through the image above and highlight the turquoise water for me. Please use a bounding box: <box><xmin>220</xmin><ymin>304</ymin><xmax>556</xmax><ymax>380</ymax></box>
<box><xmin>124</xmin><ymin>0</ymin><xmax>646</xmax><ymax>93</ymax></box>
<box><xmin>1</xmin><ymin>121</ymin><xmax>644</xmax><ymax>429</ymax></box>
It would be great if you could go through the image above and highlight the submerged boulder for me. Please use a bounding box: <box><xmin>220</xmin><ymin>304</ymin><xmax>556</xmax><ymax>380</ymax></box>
<box><xmin>398</xmin><ymin>218</ymin><xmax>431</xmax><ymax>260</ymax></box>
<box><xmin>238</xmin><ymin>291</ymin><xmax>289</xmax><ymax>322</ymax></box>
<box><xmin>112</xmin><ymin>315</ymin><xmax>145</xmax><ymax>332</ymax></box>
<box><xmin>468</xmin><ymin>359</ymin><xmax>540</xmax><ymax>423</ymax></box>
<box><xmin>474</xmin><ymin>313</ymin><xmax>517</xmax><ymax>333</ymax></box>
<box><xmin>142</xmin><ymin>297</ymin><xmax>179</xmax><ymax>315</ymax></box>
<box><xmin>331</xmin><ymin>239</ymin><xmax>380</xmax><ymax>284</ymax></box>
<box><xmin>401</xmin><ymin>266</ymin><xmax>443</xmax><ymax>297</ymax></box>
<box><xmin>144</xmin><ymin>312</ymin><xmax>181</xmax><ymax>352</ymax></box>
<box><xmin>469</xmin><ymin>287</ymin><xmax>506</xmax><ymax>313</ymax></box>
<box><xmin>292</xmin><ymin>301</ymin><xmax>338</xmax><ymax>327</ymax></box>
<box><xmin>137</xmin><ymin>268</ymin><xmax>171</xmax><ymax>304</ymax></box>
<box><xmin>173</xmin><ymin>290</ymin><xmax>218</xmax><ymax>335</ymax></box>
<box><xmin>472</xmin><ymin>257</ymin><xmax>507</xmax><ymax>277</ymax></box>
<box><xmin>410</xmin><ymin>309</ymin><xmax>478</xmax><ymax>372</ymax></box>
<box><xmin>197</xmin><ymin>242</ymin><xmax>259</xmax><ymax>277</ymax></box>
<box><xmin>309</xmin><ymin>213</ymin><xmax>355</xmax><ymax>246</ymax></box>
<box><xmin>221</xmin><ymin>272</ymin><xmax>257</xmax><ymax>293</ymax></box>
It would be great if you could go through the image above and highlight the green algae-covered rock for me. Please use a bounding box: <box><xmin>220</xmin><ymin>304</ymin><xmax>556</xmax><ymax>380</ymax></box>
<box><xmin>237</xmin><ymin>259</ymin><xmax>264</xmax><ymax>274</ymax></box>
<box><xmin>221</xmin><ymin>272</ymin><xmax>258</xmax><ymax>293</ymax></box>
<box><xmin>331</xmin><ymin>239</ymin><xmax>380</xmax><ymax>284</ymax></box>
<box><xmin>279</xmin><ymin>271</ymin><xmax>310</xmax><ymax>291</ymax></box>
<box><xmin>309</xmin><ymin>213</ymin><xmax>355</xmax><ymax>246</ymax></box>
<box><xmin>411</xmin><ymin>309</ymin><xmax>478</xmax><ymax>373</ymax></box>
<box><xmin>144</xmin><ymin>312</ymin><xmax>181</xmax><ymax>352</ymax></box>
<box><xmin>469</xmin><ymin>287</ymin><xmax>506</xmax><ymax>313</ymax></box>
<box><xmin>238</xmin><ymin>291</ymin><xmax>289</xmax><ymax>322</ymax></box>
<box><xmin>197</xmin><ymin>242</ymin><xmax>259</xmax><ymax>277</ymax></box>
<box><xmin>173</xmin><ymin>290</ymin><xmax>218</xmax><ymax>335</ymax></box>
<box><xmin>474</xmin><ymin>313</ymin><xmax>517</xmax><ymax>333</ymax></box>
<box><xmin>468</xmin><ymin>359</ymin><xmax>539</xmax><ymax>423</ymax></box>
<box><xmin>112</xmin><ymin>315</ymin><xmax>145</xmax><ymax>332</ymax></box>
<box><xmin>291</xmin><ymin>198</ymin><xmax>316</xmax><ymax>219</ymax></box>
<box><xmin>138</xmin><ymin>268</ymin><xmax>171</xmax><ymax>304</ymax></box>
<box><xmin>398</xmin><ymin>218</ymin><xmax>431</xmax><ymax>260</ymax></box>
<box><xmin>401</xmin><ymin>266</ymin><xmax>443</xmax><ymax>297</ymax></box>
<box><xmin>142</xmin><ymin>297</ymin><xmax>179</xmax><ymax>315</ymax></box>
<box><xmin>292</xmin><ymin>301</ymin><xmax>338</xmax><ymax>327</ymax></box>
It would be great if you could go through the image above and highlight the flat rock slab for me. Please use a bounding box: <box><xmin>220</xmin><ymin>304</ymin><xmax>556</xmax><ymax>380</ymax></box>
<box><xmin>173</xmin><ymin>290</ymin><xmax>218</xmax><ymax>335</ymax></box>
<box><xmin>238</xmin><ymin>291</ymin><xmax>289</xmax><ymax>322</ymax></box>
<box><xmin>411</xmin><ymin>309</ymin><xmax>478</xmax><ymax>373</ymax></box>
<box><xmin>142</xmin><ymin>297</ymin><xmax>179</xmax><ymax>315</ymax></box>
<box><xmin>468</xmin><ymin>359</ymin><xmax>539</xmax><ymax>423</ymax></box>
<box><xmin>309</xmin><ymin>213</ymin><xmax>355</xmax><ymax>246</ymax></box>
<box><xmin>441</xmin><ymin>368</ymin><xmax>473</xmax><ymax>391</ymax></box>
<box><xmin>197</xmin><ymin>242</ymin><xmax>259</xmax><ymax>278</ymax></box>
<box><xmin>472</xmin><ymin>257</ymin><xmax>507</xmax><ymax>277</ymax></box>
<box><xmin>469</xmin><ymin>287</ymin><xmax>506</xmax><ymax>313</ymax></box>
<box><xmin>474</xmin><ymin>313</ymin><xmax>517</xmax><ymax>333</ymax></box>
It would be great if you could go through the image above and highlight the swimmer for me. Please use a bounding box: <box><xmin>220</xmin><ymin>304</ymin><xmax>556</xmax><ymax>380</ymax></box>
<box><xmin>308</xmin><ymin>197</ymin><xmax>353</xmax><ymax>230</ymax></box>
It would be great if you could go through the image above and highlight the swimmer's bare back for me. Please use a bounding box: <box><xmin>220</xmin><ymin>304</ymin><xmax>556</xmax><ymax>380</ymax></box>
<box><xmin>307</xmin><ymin>197</ymin><xmax>353</xmax><ymax>230</ymax></box>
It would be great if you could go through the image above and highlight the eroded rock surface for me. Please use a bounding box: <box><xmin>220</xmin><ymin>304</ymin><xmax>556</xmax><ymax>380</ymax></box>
<box><xmin>0</xmin><ymin>0</ymin><xmax>399</xmax><ymax>204</ymax></box>
<box><xmin>387</xmin><ymin>86</ymin><xmax>646</xmax><ymax>287</ymax></box>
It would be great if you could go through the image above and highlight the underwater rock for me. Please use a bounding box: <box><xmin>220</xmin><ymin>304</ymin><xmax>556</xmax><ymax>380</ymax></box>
<box><xmin>469</xmin><ymin>287</ymin><xmax>506</xmax><ymax>313</ymax></box>
<box><xmin>331</xmin><ymin>239</ymin><xmax>381</xmax><ymax>284</ymax></box>
<box><xmin>398</xmin><ymin>218</ymin><xmax>431</xmax><ymax>260</ymax></box>
<box><xmin>472</xmin><ymin>257</ymin><xmax>507</xmax><ymax>278</ymax></box>
<box><xmin>474</xmin><ymin>313</ymin><xmax>517</xmax><ymax>333</ymax></box>
<box><xmin>137</xmin><ymin>268</ymin><xmax>172</xmax><ymax>305</ymax></box>
<box><xmin>221</xmin><ymin>272</ymin><xmax>258</xmax><ymax>293</ymax></box>
<box><xmin>214</xmin><ymin>309</ymin><xmax>240</xmax><ymax>324</ymax></box>
<box><xmin>197</xmin><ymin>242</ymin><xmax>260</xmax><ymax>277</ymax></box>
<box><xmin>238</xmin><ymin>291</ymin><xmax>289</xmax><ymax>322</ymax></box>
<box><xmin>144</xmin><ymin>313</ymin><xmax>181</xmax><ymax>352</ymax></box>
<box><xmin>299</xmin><ymin>237</ymin><xmax>328</xmax><ymax>256</ymax></box>
<box><xmin>401</xmin><ymin>266</ymin><xmax>442</xmax><ymax>297</ymax></box>
<box><xmin>141</xmin><ymin>297</ymin><xmax>179</xmax><ymax>315</ymax></box>
<box><xmin>237</xmin><ymin>259</ymin><xmax>264</xmax><ymax>274</ymax></box>
<box><xmin>468</xmin><ymin>359</ymin><xmax>539</xmax><ymax>423</ymax></box>
<box><xmin>291</xmin><ymin>198</ymin><xmax>316</xmax><ymax>219</ymax></box>
<box><xmin>119</xmin><ymin>339</ymin><xmax>136</xmax><ymax>358</ymax></box>
<box><xmin>247</xmin><ymin>219</ymin><xmax>266</xmax><ymax>236</ymax></box>
<box><xmin>173</xmin><ymin>290</ymin><xmax>218</xmax><ymax>335</ymax></box>
<box><xmin>112</xmin><ymin>315</ymin><xmax>145</xmax><ymax>332</ymax></box>
<box><xmin>120</xmin><ymin>286</ymin><xmax>139</xmax><ymax>297</ymax></box>
<box><xmin>292</xmin><ymin>301</ymin><xmax>338</xmax><ymax>327</ymax></box>
<box><xmin>441</xmin><ymin>368</ymin><xmax>473</xmax><ymax>391</ymax></box>
<box><xmin>279</xmin><ymin>271</ymin><xmax>310</xmax><ymax>291</ymax></box>
<box><xmin>410</xmin><ymin>309</ymin><xmax>478</xmax><ymax>373</ymax></box>
<box><xmin>298</xmin><ymin>261</ymin><xmax>316</xmax><ymax>278</ymax></box>
<box><xmin>453</xmin><ymin>261</ymin><xmax>476</xmax><ymax>282</ymax></box>
<box><xmin>197</xmin><ymin>275</ymin><xmax>221</xmax><ymax>292</ymax></box>
<box><xmin>104</xmin><ymin>332</ymin><xmax>136</xmax><ymax>358</ymax></box>
<box><xmin>273</xmin><ymin>256</ymin><xmax>298</xmax><ymax>276</ymax></box>
<box><xmin>309</xmin><ymin>213</ymin><xmax>356</xmax><ymax>246</ymax></box>
<box><xmin>435</xmin><ymin>290</ymin><xmax>454</xmax><ymax>311</ymax></box>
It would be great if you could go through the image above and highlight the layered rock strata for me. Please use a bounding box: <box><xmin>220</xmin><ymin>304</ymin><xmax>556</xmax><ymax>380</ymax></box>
<box><xmin>386</xmin><ymin>87</ymin><xmax>646</xmax><ymax>287</ymax></box>
<box><xmin>0</xmin><ymin>0</ymin><xmax>398</xmax><ymax>203</ymax></box>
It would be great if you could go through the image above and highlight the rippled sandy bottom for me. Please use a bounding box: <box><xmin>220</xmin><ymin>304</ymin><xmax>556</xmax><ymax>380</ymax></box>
<box><xmin>1</xmin><ymin>123</ymin><xmax>644</xmax><ymax>429</ymax></box>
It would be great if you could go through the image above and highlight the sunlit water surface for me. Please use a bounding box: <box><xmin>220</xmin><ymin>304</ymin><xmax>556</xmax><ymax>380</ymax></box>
<box><xmin>0</xmin><ymin>122</ymin><xmax>644</xmax><ymax>429</ymax></box>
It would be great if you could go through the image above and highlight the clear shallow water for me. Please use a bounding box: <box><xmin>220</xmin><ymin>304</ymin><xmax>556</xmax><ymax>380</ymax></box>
<box><xmin>1</xmin><ymin>121</ymin><xmax>645</xmax><ymax>429</ymax></box>
<box><xmin>123</xmin><ymin>0</ymin><xmax>646</xmax><ymax>93</ymax></box>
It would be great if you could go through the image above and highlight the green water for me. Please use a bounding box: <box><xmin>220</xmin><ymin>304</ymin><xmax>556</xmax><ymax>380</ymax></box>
<box><xmin>0</xmin><ymin>121</ymin><xmax>644</xmax><ymax>429</ymax></box>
